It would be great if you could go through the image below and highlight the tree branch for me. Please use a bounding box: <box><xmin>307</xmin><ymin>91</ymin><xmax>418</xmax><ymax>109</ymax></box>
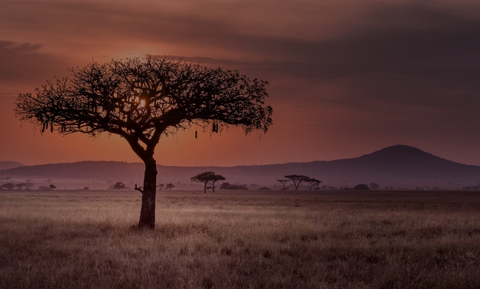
<box><xmin>134</xmin><ymin>184</ymin><xmax>144</xmax><ymax>194</ymax></box>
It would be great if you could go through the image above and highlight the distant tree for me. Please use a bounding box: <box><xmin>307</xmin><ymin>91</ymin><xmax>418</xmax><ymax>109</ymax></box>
<box><xmin>166</xmin><ymin>183</ymin><xmax>175</xmax><ymax>190</ymax></box>
<box><xmin>284</xmin><ymin>175</ymin><xmax>310</xmax><ymax>190</ymax></box>
<box><xmin>354</xmin><ymin>184</ymin><xmax>369</xmax><ymax>190</ymax></box>
<box><xmin>369</xmin><ymin>183</ymin><xmax>380</xmax><ymax>190</ymax></box>
<box><xmin>191</xmin><ymin>171</ymin><xmax>226</xmax><ymax>193</ymax></box>
<box><xmin>0</xmin><ymin>183</ymin><xmax>15</xmax><ymax>190</ymax></box>
<box><xmin>219</xmin><ymin>182</ymin><xmax>248</xmax><ymax>190</ymax></box>
<box><xmin>304</xmin><ymin>177</ymin><xmax>322</xmax><ymax>190</ymax></box>
<box><xmin>157</xmin><ymin>184</ymin><xmax>165</xmax><ymax>190</ymax></box>
<box><xmin>229</xmin><ymin>184</ymin><xmax>248</xmax><ymax>190</ymax></box>
<box><xmin>49</xmin><ymin>184</ymin><xmax>57</xmax><ymax>190</ymax></box>
<box><xmin>277</xmin><ymin>179</ymin><xmax>290</xmax><ymax>190</ymax></box>
<box><xmin>15</xmin><ymin>55</ymin><xmax>273</xmax><ymax>230</ymax></box>
<box><xmin>24</xmin><ymin>182</ymin><xmax>34</xmax><ymax>190</ymax></box>
<box><xmin>220</xmin><ymin>182</ymin><xmax>231</xmax><ymax>190</ymax></box>
<box><xmin>84</xmin><ymin>187</ymin><xmax>90</xmax><ymax>190</ymax></box>
<box><xmin>38</xmin><ymin>186</ymin><xmax>50</xmax><ymax>190</ymax></box>
<box><xmin>14</xmin><ymin>182</ymin><xmax>34</xmax><ymax>190</ymax></box>
<box><xmin>110</xmin><ymin>182</ymin><xmax>126</xmax><ymax>190</ymax></box>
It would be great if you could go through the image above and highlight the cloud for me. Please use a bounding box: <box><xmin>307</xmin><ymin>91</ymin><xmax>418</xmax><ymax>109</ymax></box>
<box><xmin>0</xmin><ymin>40</ymin><xmax>69</xmax><ymax>88</ymax></box>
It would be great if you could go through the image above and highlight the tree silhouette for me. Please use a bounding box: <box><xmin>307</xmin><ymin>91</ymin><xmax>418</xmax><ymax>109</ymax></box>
<box><xmin>277</xmin><ymin>179</ymin><xmax>290</xmax><ymax>190</ymax></box>
<box><xmin>304</xmin><ymin>177</ymin><xmax>322</xmax><ymax>190</ymax></box>
<box><xmin>0</xmin><ymin>183</ymin><xmax>15</xmax><ymax>190</ymax></box>
<box><xmin>369</xmin><ymin>183</ymin><xmax>380</xmax><ymax>190</ymax></box>
<box><xmin>284</xmin><ymin>175</ymin><xmax>310</xmax><ymax>190</ymax></box>
<box><xmin>15</xmin><ymin>55</ymin><xmax>273</xmax><ymax>229</ymax></box>
<box><xmin>354</xmin><ymin>184</ymin><xmax>369</xmax><ymax>190</ymax></box>
<box><xmin>191</xmin><ymin>171</ymin><xmax>226</xmax><ymax>193</ymax></box>
<box><xmin>165</xmin><ymin>183</ymin><xmax>175</xmax><ymax>190</ymax></box>
<box><xmin>110</xmin><ymin>182</ymin><xmax>126</xmax><ymax>190</ymax></box>
<box><xmin>220</xmin><ymin>182</ymin><xmax>231</xmax><ymax>190</ymax></box>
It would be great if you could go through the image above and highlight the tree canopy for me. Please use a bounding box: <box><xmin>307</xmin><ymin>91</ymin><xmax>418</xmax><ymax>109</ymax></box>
<box><xmin>284</xmin><ymin>175</ymin><xmax>309</xmax><ymax>190</ymax></box>
<box><xmin>15</xmin><ymin>55</ymin><xmax>273</xmax><ymax>229</ymax></box>
<box><xmin>283</xmin><ymin>175</ymin><xmax>322</xmax><ymax>190</ymax></box>
<box><xmin>110</xmin><ymin>182</ymin><xmax>126</xmax><ymax>190</ymax></box>
<box><xmin>277</xmin><ymin>179</ymin><xmax>290</xmax><ymax>190</ymax></box>
<box><xmin>304</xmin><ymin>177</ymin><xmax>322</xmax><ymax>190</ymax></box>
<box><xmin>15</xmin><ymin>55</ymin><xmax>272</xmax><ymax>161</ymax></box>
<box><xmin>191</xmin><ymin>171</ymin><xmax>226</xmax><ymax>193</ymax></box>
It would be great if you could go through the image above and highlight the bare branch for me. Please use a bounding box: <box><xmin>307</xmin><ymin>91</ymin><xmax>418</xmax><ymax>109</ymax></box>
<box><xmin>15</xmin><ymin>55</ymin><xmax>272</xmax><ymax>161</ymax></box>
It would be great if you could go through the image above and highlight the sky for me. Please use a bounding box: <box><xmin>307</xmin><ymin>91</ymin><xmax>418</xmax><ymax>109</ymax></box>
<box><xmin>1</xmin><ymin>0</ymin><xmax>480</xmax><ymax>167</ymax></box>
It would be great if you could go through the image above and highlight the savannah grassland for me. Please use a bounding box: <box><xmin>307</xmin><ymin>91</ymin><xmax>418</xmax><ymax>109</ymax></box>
<box><xmin>1</xmin><ymin>190</ymin><xmax>480</xmax><ymax>289</ymax></box>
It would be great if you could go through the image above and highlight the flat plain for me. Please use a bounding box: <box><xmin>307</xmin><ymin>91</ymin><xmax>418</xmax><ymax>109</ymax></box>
<box><xmin>1</xmin><ymin>189</ymin><xmax>480</xmax><ymax>289</ymax></box>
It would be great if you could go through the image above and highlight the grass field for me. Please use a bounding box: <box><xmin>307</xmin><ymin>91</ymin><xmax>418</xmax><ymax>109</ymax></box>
<box><xmin>1</xmin><ymin>189</ymin><xmax>480</xmax><ymax>289</ymax></box>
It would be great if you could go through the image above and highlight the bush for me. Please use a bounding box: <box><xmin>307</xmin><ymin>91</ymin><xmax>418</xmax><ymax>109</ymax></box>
<box><xmin>354</xmin><ymin>184</ymin><xmax>369</xmax><ymax>190</ymax></box>
<box><xmin>110</xmin><ymin>182</ymin><xmax>126</xmax><ymax>190</ymax></box>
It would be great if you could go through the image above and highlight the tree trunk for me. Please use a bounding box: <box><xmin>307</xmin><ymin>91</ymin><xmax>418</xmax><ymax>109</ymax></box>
<box><xmin>138</xmin><ymin>158</ymin><xmax>157</xmax><ymax>229</ymax></box>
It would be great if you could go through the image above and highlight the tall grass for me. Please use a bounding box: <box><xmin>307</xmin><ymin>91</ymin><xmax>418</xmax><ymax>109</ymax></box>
<box><xmin>1</xmin><ymin>190</ymin><xmax>480</xmax><ymax>288</ymax></box>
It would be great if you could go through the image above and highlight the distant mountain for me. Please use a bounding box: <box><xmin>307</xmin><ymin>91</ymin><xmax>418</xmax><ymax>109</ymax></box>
<box><xmin>0</xmin><ymin>161</ymin><xmax>144</xmax><ymax>180</ymax></box>
<box><xmin>1</xmin><ymin>145</ymin><xmax>479</xmax><ymax>189</ymax></box>
<box><xmin>0</xmin><ymin>161</ymin><xmax>24</xmax><ymax>171</ymax></box>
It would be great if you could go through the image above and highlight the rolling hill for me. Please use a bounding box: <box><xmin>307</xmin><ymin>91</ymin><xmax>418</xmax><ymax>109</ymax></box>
<box><xmin>1</xmin><ymin>145</ymin><xmax>479</xmax><ymax>189</ymax></box>
<box><xmin>0</xmin><ymin>161</ymin><xmax>24</xmax><ymax>171</ymax></box>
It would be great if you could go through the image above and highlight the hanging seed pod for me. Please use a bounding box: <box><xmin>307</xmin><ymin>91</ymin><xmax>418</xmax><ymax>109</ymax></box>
<box><xmin>41</xmin><ymin>122</ymin><xmax>46</xmax><ymax>133</ymax></box>
<box><xmin>195</xmin><ymin>131</ymin><xmax>197</xmax><ymax>139</ymax></box>
<box><xmin>212</xmin><ymin>123</ymin><xmax>215</xmax><ymax>132</ymax></box>
<box><xmin>50</xmin><ymin>123</ymin><xmax>53</xmax><ymax>133</ymax></box>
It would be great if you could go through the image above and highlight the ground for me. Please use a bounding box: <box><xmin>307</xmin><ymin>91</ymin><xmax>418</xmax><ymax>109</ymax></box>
<box><xmin>1</xmin><ymin>189</ymin><xmax>480</xmax><ymax>288</ymax></box>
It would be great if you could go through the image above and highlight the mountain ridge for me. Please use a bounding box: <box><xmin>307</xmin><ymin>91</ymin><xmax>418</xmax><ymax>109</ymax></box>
<box><xmin>0</xmin><ymin>161</ymin><xmax>24</xmax><ymax>171</ymax></box>
<box><xmin>1</xmin><ymin>145</ymin><xmax>479</xmax><ymax>189</ymax></box>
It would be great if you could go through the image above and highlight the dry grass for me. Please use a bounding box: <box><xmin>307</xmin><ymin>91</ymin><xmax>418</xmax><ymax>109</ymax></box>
<box><xmin>1</xmin><ymin>190</ymin><xmax>480</xmax><ymax>288</ymax></box>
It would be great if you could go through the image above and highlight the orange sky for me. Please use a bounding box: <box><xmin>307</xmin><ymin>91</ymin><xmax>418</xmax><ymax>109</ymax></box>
<box><xmin>1</xmin><ymin>0</ymin><xmax>480</xmax><ymax>166</ymax></box>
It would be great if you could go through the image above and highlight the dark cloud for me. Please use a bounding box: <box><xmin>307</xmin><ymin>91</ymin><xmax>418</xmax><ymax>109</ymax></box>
<box><xmin>2</xmin><ymin>1</ymin><xmax>478</xmax><ymax>108</ymax></box>
<box><xmin>0</xmin><ymin>40</ymin><xmax>68</xmax><ymax>87</ymax></box>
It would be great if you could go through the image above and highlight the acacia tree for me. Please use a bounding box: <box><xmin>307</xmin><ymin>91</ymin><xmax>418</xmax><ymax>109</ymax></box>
<box><xmin>284</xmin><ymin>175</ymin><xmax>310</xmax><ymax>190</ymax></box>
<box><xmin>15</xmin><ymin>55</ymin><xmax>273</xmax><ymax>229</ymax></box>
<box><xmin>191</xmin><ymin>171</ymin><xmax>226</xmax><ymax>193</ymax></box>
<box><xmin>277</xmin><ymin>179</ymin><xmax>290</xmax><ymax>190</ymax></box>
<box><xmin>305</xmin><ymin>177</ymin><xmax>322</xmax><ymax>190</ymax></box>
<box><xmin>220</xmin><ymin>182</ymin><xmax>231</xmax><ymax>190</ymax></box>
